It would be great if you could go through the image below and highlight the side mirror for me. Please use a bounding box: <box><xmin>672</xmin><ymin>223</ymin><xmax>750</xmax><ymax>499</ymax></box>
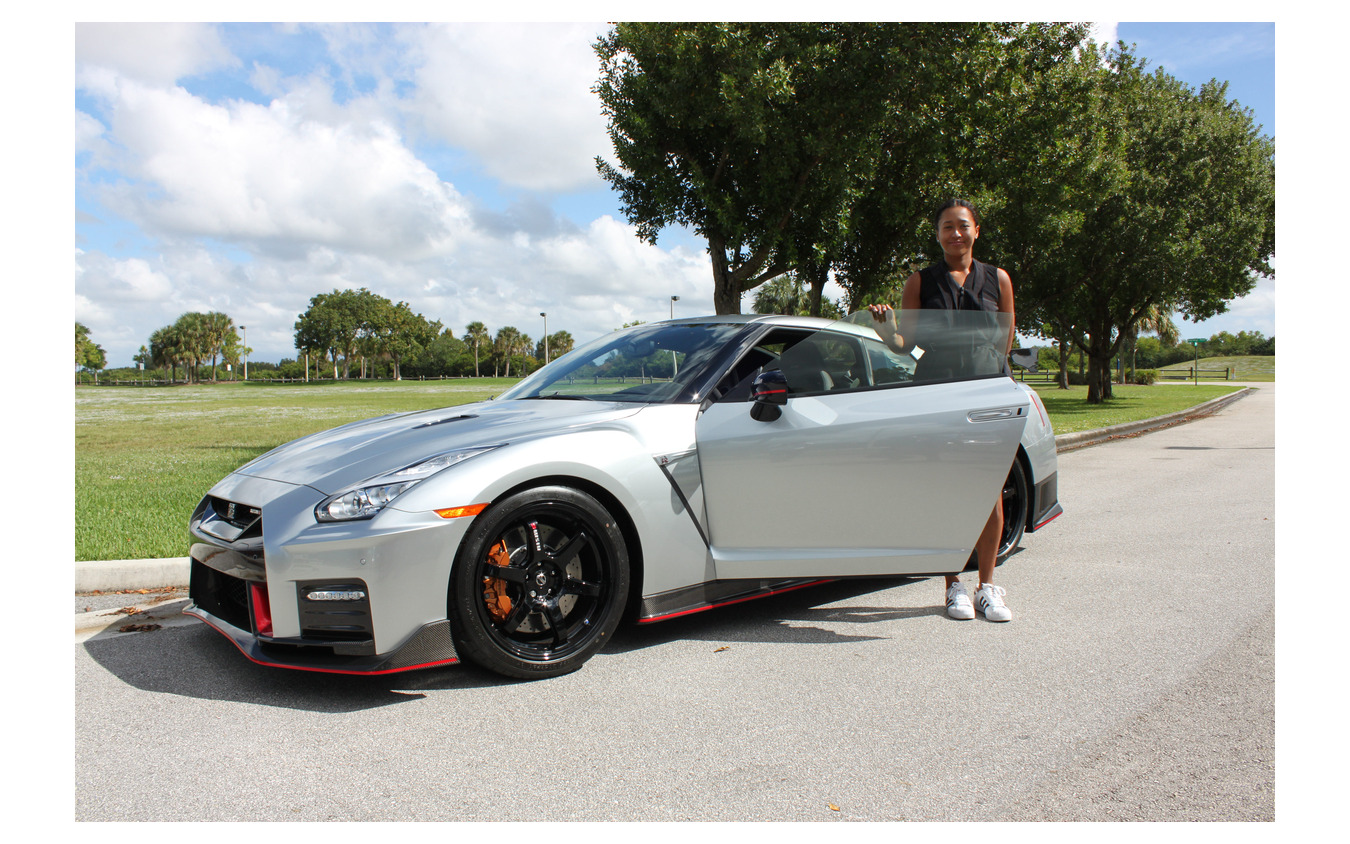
<box><xmin>749</xmin><ymin>370</ymin><xmax>787</xmax><ymax>422</ymax></box>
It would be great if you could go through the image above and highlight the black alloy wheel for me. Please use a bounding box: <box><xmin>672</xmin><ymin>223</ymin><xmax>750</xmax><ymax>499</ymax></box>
<box><xmin>449</xmin><ymin>486</ymin><xmax>630</xmax><ymax>679</ymax></box>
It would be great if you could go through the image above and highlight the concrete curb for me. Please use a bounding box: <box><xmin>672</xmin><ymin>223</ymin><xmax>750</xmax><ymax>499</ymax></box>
<box><xmin>75</xmin><ymin>598</ymin><xmax>196</xmax><ymax>643</ymax></box>
<box><xmin>76</xmin><ymin>557</ymin><xmax>191</xmax><ymax>593</ymax></box>
<box><xmin>74</xmin><ymin>387</ymin><xmax>1256</xmax><ymax>595</ymax></box>
<box><xmin>1052</xmin><ymin>387</ymin><xmax>1253</xmax><ymax>452</ymax></box>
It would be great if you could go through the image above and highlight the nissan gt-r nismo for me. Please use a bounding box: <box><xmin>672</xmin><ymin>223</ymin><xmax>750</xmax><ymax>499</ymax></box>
<box><xmin>186</xmin><ymin>311</ymin><xmax>1061</xmax><ymax>679</ymax></box>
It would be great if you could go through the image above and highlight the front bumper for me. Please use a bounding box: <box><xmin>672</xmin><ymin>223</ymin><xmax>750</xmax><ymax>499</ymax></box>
<box><xmin>185</xmin><ymin>476</ymin><xmax>465</xmax><ymax>675</ymax></box>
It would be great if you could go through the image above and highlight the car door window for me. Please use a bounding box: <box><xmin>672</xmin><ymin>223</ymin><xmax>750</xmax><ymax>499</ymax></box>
<box><xmin>862</xmin><ymin>334</ymin><xmax>916</xmax><ymax>385</ymax></box>
<box><xmin>778</xmin><ymin>332</ymin><xmax>869</xmax><ymax>395</ymax></box>
<box><xmin>714</xmin><ymin>328</ymin><xmax>883</xmax><ymax>401</ymax></box>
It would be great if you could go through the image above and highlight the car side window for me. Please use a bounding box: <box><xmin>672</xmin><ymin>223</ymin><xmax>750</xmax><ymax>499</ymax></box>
<box><xmin>711</xmin><ymin>330</ymin><xmax>806</xmax><ymax>402</ymax></box>
<box><xmin>861</xmin><ymin>334</ymin><xmax>917</xmax><ymax>385</ymax></box>
<box><xmin>778</xmin><ymin>333</ymin><xmax>871</xmax><ymax>396</ymax></box>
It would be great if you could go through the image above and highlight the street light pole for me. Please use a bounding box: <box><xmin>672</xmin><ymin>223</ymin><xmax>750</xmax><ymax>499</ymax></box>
<box><xmin>669</xmin><ymin>296</ymin><xmax>680</xmax><ymax>376</ymax></box>
<box><xmin>540</xmin><ymin>313</ymin><xmax>548</xmax><ymax>364</ymax></box>
<box><xmin>240</xmin><ymin>325</ymin><xmax>247</xmax><ymax>381</ymax></box>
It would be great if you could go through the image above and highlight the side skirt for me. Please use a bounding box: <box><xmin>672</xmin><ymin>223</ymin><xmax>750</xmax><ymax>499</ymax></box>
<box><xmin>637</xmin><ymin>577</ymin><xmax>833</xmax><ymax>624</ymax></box>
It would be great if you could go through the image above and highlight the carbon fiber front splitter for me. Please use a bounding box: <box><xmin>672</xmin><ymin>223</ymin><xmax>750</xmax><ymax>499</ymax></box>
<box><xmin>185</xmin><ymin>604</ymin><xmax>459</xmax><ymax>675</ymax></box>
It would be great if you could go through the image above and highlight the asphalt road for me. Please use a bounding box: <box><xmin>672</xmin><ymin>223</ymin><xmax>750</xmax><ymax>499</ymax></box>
<box><xmin>74</xmin><ymin>386</ymin><xmax>1275</xmax><ymax>822</ymax></box>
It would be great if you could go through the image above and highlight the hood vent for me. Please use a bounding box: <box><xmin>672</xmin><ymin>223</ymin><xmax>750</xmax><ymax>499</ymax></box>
<box><xmin>414</xmin><ymin>414</ymin><xmax>478</xmax><ymax>429</ymax></box>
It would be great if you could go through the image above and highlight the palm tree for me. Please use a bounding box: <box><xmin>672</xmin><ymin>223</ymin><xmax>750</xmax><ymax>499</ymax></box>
<box><xmin>200</xmin><ymin>311</ymin><xmax>234</xmax><ymax>381</ymax></box>
<box><xmin>171</xmin><ymin>313</ymin><xmax>210</xmax><ymax>382</ymax></box>
<box><xmin>149</xmin><ymin>326</ymin><xmax>182</xmax><ymax>382</ymax></box>
<box><xmin>463</xmin><ymin>321</ymin><xmax>489</xmax><ymax>377</ymax></box>
<box><xmin>515</xmin><ymin>333</ymin><xmax>534</xmax><ymax>376</ymax></box>
<box><xmin>1126</xmin><ymin>304</ymin><xmax>1179</xmax><ymax>381</ymax></box>
<box><xmin>537</xmin><ymin>331</ymin><xmax>573</xmax><ymax>361</ymax></box>
<box><xmin>495</xmin><ymin>326</ymin><xmax>521</xmax><ymax>377</ymax></box>
<box><xmin>752</xmin><ymin>274</ymin><xmax>805</xmax><ymax>315</ymax></box>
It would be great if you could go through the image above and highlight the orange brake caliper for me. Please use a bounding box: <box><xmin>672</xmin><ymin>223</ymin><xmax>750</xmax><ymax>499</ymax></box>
<box><xmin>482</xmin><ymin>540</ymin><xmax>514</xmax><ymax>621</ymax></box>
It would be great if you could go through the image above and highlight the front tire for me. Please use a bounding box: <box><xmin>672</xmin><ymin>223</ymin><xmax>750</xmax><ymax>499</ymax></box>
<box><xmin>449</xmin><ymin>486</ymin><xmax>630</xmax><ymax>679</ymax></box>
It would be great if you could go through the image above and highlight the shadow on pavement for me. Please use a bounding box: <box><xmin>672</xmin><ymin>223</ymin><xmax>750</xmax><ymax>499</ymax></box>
<box><xmin>602</xmin><ymin>576</ymin><xmax>935</xmax><ymax>655</ymax></box>
<box><xmin>80</xmin><ymin>576</ymin><xmax>941</xmax><ymax>707</ymax></box>
<box><xmin>79</xmin><ymin>618</ymin><xmax>520</xmax><ymax>712</ymax></box>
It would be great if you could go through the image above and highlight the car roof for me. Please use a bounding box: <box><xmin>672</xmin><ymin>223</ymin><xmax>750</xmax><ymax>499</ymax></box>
<box><xmin>662</xmin><ymin>312</ymin><xmax>876</xmax><ymax>339</ymax></box>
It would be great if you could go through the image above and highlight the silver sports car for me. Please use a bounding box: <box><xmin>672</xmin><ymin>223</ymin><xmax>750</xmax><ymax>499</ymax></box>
<box><xmin>186</xmin><ymin>311</ymin><xmax>1061</xmax><ymax>679</ymax></box>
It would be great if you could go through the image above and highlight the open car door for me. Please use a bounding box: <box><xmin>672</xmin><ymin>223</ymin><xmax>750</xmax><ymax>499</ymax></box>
<box><xmin>695</xmin><ymin>311</ymin><xmax>1030</xmax><ymax>579</ymax></box>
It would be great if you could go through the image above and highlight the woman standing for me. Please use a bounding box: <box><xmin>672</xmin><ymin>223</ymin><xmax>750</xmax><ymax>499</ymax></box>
<box><xmin>868</xmin><ymin>198</ymin><xmax>1017</xmax><ymax>622</ymax></box>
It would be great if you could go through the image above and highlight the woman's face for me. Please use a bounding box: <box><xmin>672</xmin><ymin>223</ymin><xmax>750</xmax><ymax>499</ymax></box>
<box><xmin>936</xmin><ymin>206</ymin><xmax>979</xmax><ymax>257</ymax></box>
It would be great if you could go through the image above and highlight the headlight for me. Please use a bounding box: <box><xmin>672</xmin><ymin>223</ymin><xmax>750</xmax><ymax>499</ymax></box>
<box><xmin>315</xmin><ymin>446</ymin><xmax>499</xmax><ymax>522</ymax></box>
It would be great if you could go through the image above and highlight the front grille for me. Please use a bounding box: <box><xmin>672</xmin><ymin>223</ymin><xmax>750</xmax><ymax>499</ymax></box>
<box><xmin>190</xmin><ymin>560</ymin><xmax>252</xmax><ymax>632</ymax></box>
<box><xmin>197</xmin><ymin>495</ymin><xmax>263</xmax><ymax>542</ymax></box>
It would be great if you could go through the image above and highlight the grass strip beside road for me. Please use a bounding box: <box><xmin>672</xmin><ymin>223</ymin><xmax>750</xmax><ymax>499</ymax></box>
<box><xmin>1025</xmin><ymin>383</ymin><xmax>1244</xmax><ymax>434</ymax></box>
<box><xmin>75</xmin><ymin>379</ymin><xmax>1248</xmax><ymax>561</ymax></box>
<box><xmin>1155</xmin><ymin>354</ymin><xmax>1275</xmax><ymax>382</ymax></box>
<box><xmin>76</xmin><ymin>380</ymin><xmax>511</xmax><ymax>562</ymax></box>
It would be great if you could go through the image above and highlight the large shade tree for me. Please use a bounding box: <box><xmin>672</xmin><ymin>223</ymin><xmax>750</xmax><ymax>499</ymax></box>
<box><xmin>595</xmin><ymin>23</ymin><xmax>916</xmax><ymax>314</ymax></box>
<box><xmin>595</xmin><ymin>22</ymin><xmax>1089</xmax><ymax>316</ymax></box>
<box><xmin>294</xmin><ymin>288</ymin><xmax>438</xmax><ymax>379</ymax></box>
<box><xmin>1031</xmin><ymin>46</ymin><xmax>1275</xmax><ymax>403</ymax></box>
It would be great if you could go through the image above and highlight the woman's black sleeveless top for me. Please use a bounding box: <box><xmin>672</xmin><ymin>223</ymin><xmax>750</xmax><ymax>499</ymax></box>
<box><xmin>917</xmin><ymin>260</ymin><xmax>1001</xmax><ymax>312</ymax></box>
<box><xmin>912</xmin><ymin>260</ymin><xmax>1006</xmax><ymax>380</ymax></box>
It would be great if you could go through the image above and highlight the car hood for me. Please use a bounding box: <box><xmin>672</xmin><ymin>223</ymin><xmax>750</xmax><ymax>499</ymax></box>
<box><xmin>233</xmin><ymin>399</ymin><xmax>642</xmax><ymax>495</ymax></box>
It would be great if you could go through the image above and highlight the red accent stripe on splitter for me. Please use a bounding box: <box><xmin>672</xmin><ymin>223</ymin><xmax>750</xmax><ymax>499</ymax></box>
<box><xmin>192</xmin><ymin>612</ymin><xmax>460</xmax><ymax>675</ymax></box>
<box><xmin>1032</xmin><ymin>510</ymin><xmax>1063</xmax><ymax>531</ymax></box>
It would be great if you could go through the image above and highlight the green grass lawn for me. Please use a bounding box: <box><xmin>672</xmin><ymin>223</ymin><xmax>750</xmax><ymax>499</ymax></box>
<box><xmin>1027</xmin><ymin>383</ymin><xmax>1246</xmax><ymax>434</ymax></box>
<box><xmin>74</xmin><ymin>376</ymin><xmax>1253</xmax><ymax>561</ymax></box>
<box><xmin>75</xmin><ymin>380</ymin><xmax>511</xmax><ymax>562</ymax></box>
<box><xmin>1156</xmin><ymin>355</ymin><xmax>1275</xmax><ymax>382</ymax></box>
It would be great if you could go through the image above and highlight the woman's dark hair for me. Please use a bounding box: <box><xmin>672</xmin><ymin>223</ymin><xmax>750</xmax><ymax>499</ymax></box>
<box><xmin>932</xmin><ymin>198</ymin><xmax>980</xmax><ymax>228</ymax></box>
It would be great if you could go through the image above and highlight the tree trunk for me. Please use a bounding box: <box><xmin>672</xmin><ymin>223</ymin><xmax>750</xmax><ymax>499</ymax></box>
<box><xmin>1056</xmin><ymin>336</ymin><xmax>1069</xmax><ymax>389</ymax></box>
<box><xmin>1085</xmin><ymin>333</ymin><xmax>1115</xmax><ymax>404</ymax></box>
<box><xmin>805</xmin><ymin>262</ymin><xmax>828</xmax><ymax>317</ymax></box>
<box><xmin>710</xmin><ymin>241</ymin><xmax>741</xmax><ymax>315</ymax></box>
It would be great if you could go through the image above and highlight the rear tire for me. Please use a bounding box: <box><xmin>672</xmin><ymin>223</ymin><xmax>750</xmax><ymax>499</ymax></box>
<box><xmin>449</xmin><ymin>486</ymin><xmax>629</xmax><ymax>679</ymax></box>
<box><xmin>998</xmin><ymin>458</ymin><xmax>1029</xmax><ymax>560</ymax></box>
<box><xmin>963</xmin><ymin>458</ymin><xmax>1030</xmax><ymax>570</ymax></box>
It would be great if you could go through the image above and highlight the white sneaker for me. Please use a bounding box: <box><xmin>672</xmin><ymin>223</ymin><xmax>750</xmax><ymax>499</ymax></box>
<box><xmin>946</xmin><ymin>582</ymin><xmax>975</xmax><ymax>620</ymax></box>
<box><xmin>974</xmin><ymin>583</ymin><xmax>1012</xmax><ymax>622</ymax></box>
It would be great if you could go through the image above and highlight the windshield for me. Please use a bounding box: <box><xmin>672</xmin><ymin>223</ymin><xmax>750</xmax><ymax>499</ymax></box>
<box><xmin>498</xmin><ymin>322</ymin><xmax>746</xmax><ymax>403</ymax></box>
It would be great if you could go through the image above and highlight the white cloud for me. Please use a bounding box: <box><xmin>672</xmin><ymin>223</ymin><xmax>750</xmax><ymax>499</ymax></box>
<box><xmin>1183</xmin><ymin>274</ymin><xmax>1276</xmax><ymax>339</ymax></box>
<box><xmin>75</xmin><ymin>23</ymin><xmax>237</xmax><ymax>86</ymax></box>
<box><xmin>404</xmin><ymin>22</ymin><xmax>613</xmax><ymax>192</ymax></box>
<box><xmin>74</xmin><ymin>110</ymin><xmax>108</xmax><ymax>160</ymax></box>
<box><xmin>1090</xmin><ymin>22</ymin><xmax>1119</xmax><ymax>52</ymax></box>
<box><xmin>77</xmin><ymin>254</ymin><xmax>174</xmax><ymax>303</ymax></box>
<box><xmin>75</xmin><ymin>210</ymin><xmax>713</xmax><ymax>367</ymax></box>
<box><xmin>83</xmin><ymin>76</ymin><xmax>474</xmax><ymax>261</ymax></box>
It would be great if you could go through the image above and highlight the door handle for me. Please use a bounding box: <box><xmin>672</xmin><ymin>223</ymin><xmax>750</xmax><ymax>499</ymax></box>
<box><xmin>967</xmin><ymin>407</ymin><xmax>1025</xmax><ymax>422</ymax></box>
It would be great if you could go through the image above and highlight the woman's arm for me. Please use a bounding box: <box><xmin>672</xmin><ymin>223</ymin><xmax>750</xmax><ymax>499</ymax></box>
<box><xmin>997</xmin><ymin>268</ymin><xmax>1015</xmax><ymax>356</ymax></box>
<box><xmin>868</xmin><ymin>272</ymin><xmax>922</xmax><ymax>353</ymax></box>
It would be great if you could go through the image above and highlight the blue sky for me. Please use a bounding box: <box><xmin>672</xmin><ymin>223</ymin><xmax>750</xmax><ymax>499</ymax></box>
<box><xmin>73</xmin><ymin>20</ymin><xmax>1278</xmax><ymax>367</ymax></box>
